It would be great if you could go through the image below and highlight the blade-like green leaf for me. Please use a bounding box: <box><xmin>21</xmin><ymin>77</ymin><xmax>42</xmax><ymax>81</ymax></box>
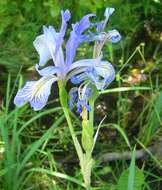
<box><xmin>117</xmin><ymin>167</ymin><xmax>145</xmax><ymax>190</ymax></box>
<box><xmin>128</xmin><ymin>146</ymin><xmax>136</xmax><ymax>190</ymax></box>
<box><xmin>117</xmin><ymin>147</ymin><xmax>145</xmax><ymax>190</ymax></box>
<box><xmin>100</xmin><ymin>86</ymin><xmax>151</xmax><ymax>95</ymax></box>
<box><xmin>29</xmin><ymin>168</ymin><xmax>86</xmax><ymax>188</ymax></box>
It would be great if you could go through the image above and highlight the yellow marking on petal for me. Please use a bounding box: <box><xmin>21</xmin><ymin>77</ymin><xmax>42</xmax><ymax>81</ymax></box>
<box><xmin>30</xmin><ymin>76</ymin><xmax>57</xmax><ymax>100</ymax></box>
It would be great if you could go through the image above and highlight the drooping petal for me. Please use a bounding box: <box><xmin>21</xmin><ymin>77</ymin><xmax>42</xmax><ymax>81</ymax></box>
<box><xmin>66</xmin><ymin>57</ymin><xmax>101</xmax><ymax>84</ymax></box>
<box><xmin>65</xmin><ymin>14</ymin><xmax>95</xmax><ymax>66</ymax></box>
<box><xmin>107</xmin><ymin>29</ymin><xmax>121</xmax><ymax>43</ymax></box>
<box><xmin>70</xmin><ymin>73</ymin><xmax>87</xmax><ymax>84</ymax></box>
<box><xmin>68</xmin><ymin>58</ymin><xmax>98</xmax><ymax>71</ymax></box>
<box><xmin>33</xmin><ymin>34</ymin><xmax>52</xmax><ymax>66</ymax></box>
<box><xmin>69</xmin><ymin>59</ymin><xmax>115</xmax><ymax>89</ymax></box>
<box><xmin>14</xmin><ymin>76</ymin><xmax>58</xmax><ymax>111</ymax></box>
<box><xmin>87</xmin><ymin>61</ymin><xmax>115</xmax><ymax>90</ymax></box>
<box><xmin>87</xmin><ymin>29</ymin><xmax>121</xmax><ymax>44</ymax></box>
<box><xmin>35</xmin><ymin>64</ymin><xmax>60</xmax><ymax>77</ymax></box>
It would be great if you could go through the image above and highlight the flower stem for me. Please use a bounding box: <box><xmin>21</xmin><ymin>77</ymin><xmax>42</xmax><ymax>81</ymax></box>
<box><xmin>58</xmin><ymin>81</ymin><xmax>95</xmax><ymax>189</ymax></box>
<box><xmin>58</xmin><ymin>81</ymin><xmax>83</xmax><ymax>161</ymax></box>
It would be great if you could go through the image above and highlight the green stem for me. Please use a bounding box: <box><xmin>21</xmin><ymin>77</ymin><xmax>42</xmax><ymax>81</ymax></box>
<box><xmin>89</xmin><ymin>99</ymin><xmax>94</xmax><ymax>128</ymax></box>
<box><xmin>58</xmin><ymin>81</ymin><xmax>95</xmax><ymax>188</ymax></box>
<box><xmin>62</xmin><ymin>106</ymin><xmax>83</xmax><ymax>160</ymax></box>
<box><xmin>58</xmin><ymin>81</ymin><xmax>83</xmax><ymax>161</ymax></box>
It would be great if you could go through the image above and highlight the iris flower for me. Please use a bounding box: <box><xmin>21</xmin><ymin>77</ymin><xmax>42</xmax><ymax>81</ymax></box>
<box><xmin>14</xmin><ymin>8</ymin><xmax>121</xmax><ymax>111</ymax></box>
<box><xmin>69</xmin><ymin>8</ymin><xmax>121</xmax><ymax>113</ymax></box>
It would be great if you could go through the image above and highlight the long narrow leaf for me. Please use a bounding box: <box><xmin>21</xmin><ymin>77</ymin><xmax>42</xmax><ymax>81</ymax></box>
<box><xmin>17</xmin><ymin>115</ymin><xmax>64</xmax><ymax>176</ymax></box>
<box><xmin>29</xmin><ymin>168</ymin><xmax>86</xmax><ymax>188</ymax></box>
<box><xmin>128</xmin><ymin>146</ymin><xmax>136</xmax><ymax>190</ymax></box>
<box><xmin>100</xmin><ymin>86</ymin><xmax>151</xmax><ymax>95</ymax></box>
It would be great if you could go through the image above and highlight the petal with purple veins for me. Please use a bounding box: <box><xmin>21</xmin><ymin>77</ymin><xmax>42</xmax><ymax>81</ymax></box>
<box><xmin>87</xmin><ymin>61</ymin><xmax>116</xmax><ymax>90</ymax></box>
<box><xmin>35</xmin><ymin>64</ymin><xmax>60</xmax><ymax>77</ymax></box>
<box><xmin>14</xmin><ymin>76</ymin><xmax>58</xmax><ymax>111</ymax></box>
<box><xmin>107</xmin><ymin>29</ymin><xmax>121</xmax><ymax>43</ymax></box>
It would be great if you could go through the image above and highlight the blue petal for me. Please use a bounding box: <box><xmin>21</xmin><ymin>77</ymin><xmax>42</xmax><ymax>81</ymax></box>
<box><xmin>68</xmin><ymin>58</ymin><xmax>97</xmax><ymax>71</ymax></box>
<box><xmin>107</xmin><ymin>29</ymin><xmax>121</xmax><ymax>43</ymax></box>
<box><xmin>96</xmin><ymin>7</ymin><xmax>115</xmax><ymax>33</ymax></box>
<box><xmin>69</xmin><ymin>85</ymin><xmax>92</xmax><ymax>113</ymax></box>
<box><xmin>76</xmin><ymin>85</ymin><xmax>92</xmax><ymax>113</ymax></box>
<box><xmin>33</xmin><ymin>34</ymin><xmax>52</xmax><ymax>66</ymax></box>
<box><xmin>67</xmin><ymin>58</ymin><xmax>100</xmax><ymax>83</ymax></box>
<box><xmin>104</xmin><ymin>7</ymin><xmax>115</xmax><ymax>18</ymax></box>
<box><xmin>102</xmin><ymin>7</ymin><xmax>115</xmax><ymax>31</ymax></box>
<box><xmin>65</xmin><ymin>14</ymin><xmax>95</xmax><ymax>66</ymax></box>
<box><xmin>73</xmin><ymin>14</ymin><xmax>95</xmax><ymax>35</ymax></box>
<box><xmin>96</xmin><ymin>21</ymin><xmax>104</xmax><ymax>33</ymax></box>
<box><xmin>14</xmin><ymin>76</ymin><xmax>58</xmax><ymax>111</ymax></box>
<box><xmin>70</xmin><ymin>73</ymin><xmax>87</xmax><ymax>84</ymax></box>
<box><xmin>55</xmin><ymin>10</ymin><xmax>71</xmax><ymax>57</ymax></box>
<box><xmin>33</xmin><ymin>26</ymin><xmax>65</xmax><ymax>67</ymax></box>
<box><xmin>68</xmin><ymin>87</ymin><xmax>78</xmax><ymax>108</ymax></box>
<box><xmin>38</xmin><ymin>26</ymin><xmax>65</xmax><ymax>70</ymax></box>
<box><xmin>87</xmin><ymin>61</ymin><xmax>115</xmax><ymax>90</ymax></box>
<box><xmin>60</xmin><ymin>10</ymin><xmax>71</xmax><ymax>38</ymax></box>
<box><xmin>35</xmin><ymin>64</ymin><xmax>60</xmax><ymax>77</ymax></box>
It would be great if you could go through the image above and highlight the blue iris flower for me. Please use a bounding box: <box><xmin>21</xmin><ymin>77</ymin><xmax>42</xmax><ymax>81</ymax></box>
<box><xmin>69</xmin><ymin>8</ymin><xmax>121</xmax><ymax>113</ymax></box>
<box><xmin>14</xmin><ymin>8</ymin><xmax>120</xmax><ymax>111</ymax></box>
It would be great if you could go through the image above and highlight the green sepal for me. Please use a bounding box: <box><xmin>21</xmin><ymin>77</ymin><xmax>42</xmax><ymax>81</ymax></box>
<box><xmin>82</xmin><ymin>120</ymin><xmax>94</xmax><ymax>152</ymax></box>
<box><xmin>58</xmin><ymin>81</ymin><xmax>68</xmax><ymax>108</ymax></box>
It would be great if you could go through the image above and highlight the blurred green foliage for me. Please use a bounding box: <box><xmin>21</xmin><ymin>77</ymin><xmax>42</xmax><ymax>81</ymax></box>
<box><xmin>0</xmin><ymin>0</ymin><xmax>162</xmax><ymax>74</ymax></box>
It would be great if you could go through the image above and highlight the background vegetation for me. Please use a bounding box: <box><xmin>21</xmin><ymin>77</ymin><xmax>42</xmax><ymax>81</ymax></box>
<box><xmin>0</xmin><ymin>0</ymin><xmax>162</xmax><ymax>189</ymax></box>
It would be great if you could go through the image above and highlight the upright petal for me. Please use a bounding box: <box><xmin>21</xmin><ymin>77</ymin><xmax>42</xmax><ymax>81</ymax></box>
<box><xmin>76</xmin><ymin>85</ymin><xmax>92</xmax><ymax>113</ymax></box>
<box><xmin>65</xmin><ymin>14</ymin><xmax>95</xmax><ymax>66</ymax></box>
<box><xmin>68</xmin><ymin>87</ymin><xmax>78</xmax><ymax>108</ymax></box>
<box><xmin>68</xmin><ymin>85</ymin><xmax>93</xmax><ymax>113</ymax></box>
<box><xmin>95</xmin><ymin>7</ymin><xmax>115</xmax><ymax>33</ymax></box>
<box><xmin>59</xmin><ymin>10</ymin><xmax>71</xmax><ymax>40</ymax></box>
<box><xmin>43</xmin><ymin>26</ymin><xmax>60</xmax><ymax>64</ymax></box>
<box><xmin>104</xmin><ymin>7</ymin><xmax>115</xmax><ymax>18</ymax></box>
<box><xmin>14</xmin><ymin>76</ymin><xmax>58</xmax><ymax>111</ymax></box>
<box><xmin>33</xmin><ymin>26</ymin><xmax>63</xmax><ymax>67</ymax></box>
<box><xmin>102</xmin><ymin>7</ymin><xmax>115</xmax><ymax>31</ymax></box>
<box><xmin>33</xmin><ymin>34</ymin><xmax>52</xmax><ymax>66</ymax></box>
<box><xmin>55</xmin><ymin>10</ymin><xmax>71</xmax><ymax>58</ymax></box>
